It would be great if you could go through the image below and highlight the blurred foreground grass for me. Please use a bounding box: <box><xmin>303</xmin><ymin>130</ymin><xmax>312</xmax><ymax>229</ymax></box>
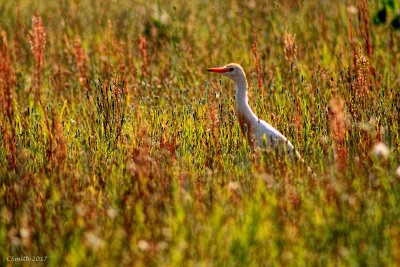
<box><xmin>1</xmin><ymin>0</ymin><xmax>400</xmax><ymax>265</ymax></box>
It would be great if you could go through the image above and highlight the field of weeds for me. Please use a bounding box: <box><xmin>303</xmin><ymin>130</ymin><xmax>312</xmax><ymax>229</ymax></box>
<box><xmin>1</xmin><ymin>0</ymin><xmax>400</xmax><ymax>266</ymax></box>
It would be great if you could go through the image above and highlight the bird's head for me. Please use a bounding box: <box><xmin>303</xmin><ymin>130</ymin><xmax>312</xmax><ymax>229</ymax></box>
<box><xmin>207</xmin><ymin>63</ymin><xmax>246</xmax><ymax>83</ymax></box>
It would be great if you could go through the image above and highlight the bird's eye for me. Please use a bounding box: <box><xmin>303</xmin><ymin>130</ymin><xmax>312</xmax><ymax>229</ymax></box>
<box><xmin>229</xmin><ymin>68</ymin><xmax>234</xmax><ymax>72</ymax></box>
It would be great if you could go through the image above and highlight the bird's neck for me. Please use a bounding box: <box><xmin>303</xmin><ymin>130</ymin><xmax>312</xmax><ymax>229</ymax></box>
<box><xmin>235</xmin><ymin>78</ymin><xmax>257</xmax><ymax>121</ymax></box>
<box><xmin>235</xmin><ymin>78</ymin><xmax>248</xmax><ymax>102</ymax></box>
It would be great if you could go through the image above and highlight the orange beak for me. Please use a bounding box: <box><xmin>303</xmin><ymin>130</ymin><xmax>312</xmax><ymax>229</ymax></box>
<box><xmin>207</xmin><ymin>67</ymin><xmax>229</xmax><ymax>73</ymax></box>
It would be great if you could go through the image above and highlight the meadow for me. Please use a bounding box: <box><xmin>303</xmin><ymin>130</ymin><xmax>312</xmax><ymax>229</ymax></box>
<box><xmin>1</xmin><ymin>0</ymin><xmax>400</xmax><ymax>266</ymax></box>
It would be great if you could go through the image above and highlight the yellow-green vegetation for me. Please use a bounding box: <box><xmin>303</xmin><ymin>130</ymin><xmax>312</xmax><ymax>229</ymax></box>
<box><xmin>1</xmin><ymin>0</ymin><xmax>400</xmax><ymax>266</ymax></box>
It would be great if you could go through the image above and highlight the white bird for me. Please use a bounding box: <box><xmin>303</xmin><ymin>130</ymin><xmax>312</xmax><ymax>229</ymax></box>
<box><xmin>207</xmin><ymin>63</ymin><xmax>302</xmax><ymax>161</ymax></box>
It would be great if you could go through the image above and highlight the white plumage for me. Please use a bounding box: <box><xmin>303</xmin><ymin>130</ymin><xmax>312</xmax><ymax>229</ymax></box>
<box><xmin>207</xmin><ymin>63</ymin><xmax>301</xmax><ymax>160</ymax></box>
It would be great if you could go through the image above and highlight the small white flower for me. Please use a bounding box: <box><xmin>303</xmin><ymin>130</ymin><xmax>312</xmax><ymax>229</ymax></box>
<box><xmin>395</xmin><ymin>166</ymin><xmax>400</xmax><ymax>179</ymax></box>
<box><xmin>84</xmin><ymin>232</ymin><xmax>104</xmax><ymax>250</ymax></box>
<box><xmin>138</xmin><ymin>240</ymin><xmax>150</xmax><ymax>251</ymax></box>
<box><xmin>228</xmin><ymin>181</ymin><xmax>240</xmax><ymax>191</ymax></box>
<box><xmin>19</xmin><ymin>228</ymin><xmax>30</xmax><ymax>238</ymax></box>
<box><xmin>106</xmin><ymin>207</ymin><xmax>118</xmax><ymax>219</ymax></box>
<box><xmin>372</xmin><ymin>142</ymin><xmax>390</xmax><ymax>160</ymax></box>
<box><xmin>347</xmin><ymin>6</ymin><xmax>357</xmax><ymax>15</ymax></box>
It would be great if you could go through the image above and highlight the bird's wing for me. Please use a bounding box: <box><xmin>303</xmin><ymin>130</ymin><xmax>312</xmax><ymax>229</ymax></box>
<box><xmin>256</xmin><ymin>120</ymin><xmax>309</xmax><ymax>169</ymax></box>
<box><xmin>254</xmin><ymin>120</ymin><xmax>297</xmax><ymax>155</ymax></box>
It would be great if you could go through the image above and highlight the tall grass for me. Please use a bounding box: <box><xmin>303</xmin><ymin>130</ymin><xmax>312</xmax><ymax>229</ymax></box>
<box><xmin>0</xmin><ymin>0</ymin><xmax>400</xmax><ymax>266</ymax></box>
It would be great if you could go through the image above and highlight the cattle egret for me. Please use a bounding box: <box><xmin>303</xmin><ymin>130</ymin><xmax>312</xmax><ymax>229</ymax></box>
<box><xmin>207</xmin><ymin>63</ymin><xmax>302</xmax><ymax>160</ymax></box>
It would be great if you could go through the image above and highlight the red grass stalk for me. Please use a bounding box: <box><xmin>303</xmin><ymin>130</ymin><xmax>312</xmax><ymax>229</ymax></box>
<box><xmin>52</xmin><ymin>111</ymin><xmax>66</xmax><ymax>164</ymax></box>
<box><xmin>347</xmin><ymin>2</ymin><xmax>357</xmax><ymax>72</ymax></box>
<box><xmin>283</xmin><ymin>25</ymin><xmax>299</xmax><ymax>108</ymax></box>
<box><xmin>0</xmin><ymin>29</ymin><xmax>17</xmax><ymax>169</ymax></box>
<box><xmin>29</xmin><ymin>11</ymin><xmax>52</xmax><ymax>159</ymax></box>
<box><xmin>355</xmin><ymin>44</ymin><xmax>369</xmax><ymax>101</ymax></box>
<box><xmin>329</xmin><ymin>97</ymin><xmax>347</xmax><ymax>170</ymax></box>
<box><xmin>111</xmin><ymin>74</ymin><xmax>124</xmax><ymax>146</ymax></box>
<box><xmin>138</xmin><ymin>35</ymin><xmax>148</xmax><ymax>78</ymax></box>
<box><xmin>251</xmin><ymin>29</ymin><xmax>263</xmax><ymax>90</ymax></box>
<box><xmin>73</xmin><ymin>36</ymin><xmax>89</xmax><ymax>91</ymax></box>
<box><xmin>108</xmin><ymin>20</ymin><xmax>126</xmax><ymax>87</ymax></box>
<box><xmin>359</xmin><ymin>0</ymin><xmax>371</xmax><ymax>59</ymax></box>
<box><xmin>347</xmin><ymin>2</ymin><xmax>364</xmax><ymax>120</ymax></box>
<box><xmin>359</xmin><ymin>0</ymin><xmax>377</xmax><ymax>79</ymax></box>
<box><xmin>207</xmin><ymin>84</ymin><xmax>219</xmax><ymax>150</ymax></box>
